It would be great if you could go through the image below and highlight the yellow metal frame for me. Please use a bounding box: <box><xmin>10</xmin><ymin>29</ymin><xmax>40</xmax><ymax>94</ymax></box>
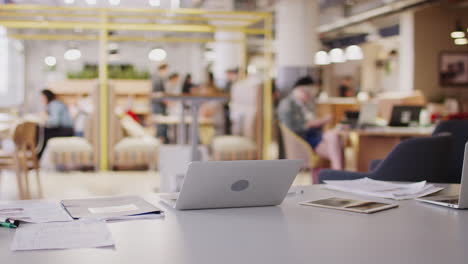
<box><xmin>0</xmin><ymin>4</ymin><xmax>274</xmax><ymax>168</ymax></box>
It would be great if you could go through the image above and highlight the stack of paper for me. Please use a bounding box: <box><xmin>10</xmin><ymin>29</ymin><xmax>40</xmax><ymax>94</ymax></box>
<box><xmin>324</xmin><ymin>178</ymin><xmax>444</xmax><ymax>200</ymax></box>
<box><xmin>11</xmin><ymin>220</ymin><xmax>114</xmax><ymax>251</ymax></box>
<box><xmin>0</xmin><ymin>201</ymin><xmax>73</xmax><ymax>223</ymax></box>
<box><xmin>61</xmin><ymin>196</ymin><xmax>163</xmax><ymax>222</ymax></box>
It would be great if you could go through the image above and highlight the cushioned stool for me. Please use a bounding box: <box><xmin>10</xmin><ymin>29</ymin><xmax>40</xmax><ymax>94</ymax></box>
<box><xmin>212</xmin><ymin>135</ymin><xmax>258</xmax><ymax>160</ymax></box>
<box><xmin>113</xmin><ymin>137</ymin><xmax>160</xmax><ymax>170</ymax></box>
<box><xmin>45</xmin><ymin>137</ymin><xmax>94</xmax><ymax>171</ymax></box>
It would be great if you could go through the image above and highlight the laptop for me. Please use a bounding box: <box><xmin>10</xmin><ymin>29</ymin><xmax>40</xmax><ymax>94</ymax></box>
<box><xmin>388</xmin><ymin>105</ymin><xmax>422</xmax><ymax>127</ymax></box>
<box><xmin>343</xmin><ymin>103</ymin><xmax>378</xmax><ymax>129</ymax></box>
<box><xmin>357</xmin><ymin>102</ymin><xmax>378</xmax><ymax>128</ymax></box>
<box><xmin>417</xmin><ymin>143</ymin><xmax>468</xmax><ymax>209</ymax></box>
<box><xmin>159</xmin><ymin>159</ymin><xmax>303</xmax><ymax>210</ymax></box>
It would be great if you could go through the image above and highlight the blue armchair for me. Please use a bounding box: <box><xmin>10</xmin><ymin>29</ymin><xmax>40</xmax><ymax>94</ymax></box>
<box><xmin>369</xmin><ymin>120</ymin><xmax>468</xmax><ymax>183</ymax></box>
<box><xmin>432</xmin><ymin>120</ymin><xmax>468</xmax><ymax>183</ymax></box>
<box><xmin>318</xmin><ymin>134</ymin><xmax>453</xmax><ymax>183</ymax></box>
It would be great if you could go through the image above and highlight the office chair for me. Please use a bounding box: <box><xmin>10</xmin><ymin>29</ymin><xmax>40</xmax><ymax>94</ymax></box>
<box><xmin>369</xmin><ymin>120</ymin><xmax>468</xmax><ymax>183</ymax></box>
<box><xmin>318</xmin><ymin>134</ymin><xmax>452</xmax><ymax>183</ymax></box>
<box><xmin>432</xmin><ymin>120</ymin><xmax>468</xmax><ymax>183</ymax></box>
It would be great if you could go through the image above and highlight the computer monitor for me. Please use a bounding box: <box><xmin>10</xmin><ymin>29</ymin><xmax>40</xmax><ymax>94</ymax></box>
<box><xmin>388</xmin><ymin>105</ymin><xmax>422</xmax><ymax>127</ymax></box>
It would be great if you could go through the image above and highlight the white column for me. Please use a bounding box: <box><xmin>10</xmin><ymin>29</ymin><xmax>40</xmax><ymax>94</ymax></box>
<box><xmin>212</xmin><ymin>31</ymin><xmax>243</xmax><ymax>88</ymax></box>
<box><xmin>399</xmin><ymin>11</ymin><xmax>415</xmax><ymax>92</ymax></box>
<box><xmin>275</xmin><ymin>0</ymin><xmax>320</xmax><ymax>91</ymax></box>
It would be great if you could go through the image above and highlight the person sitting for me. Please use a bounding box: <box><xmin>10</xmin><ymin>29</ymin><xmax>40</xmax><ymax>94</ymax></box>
<box><xmin>277</xmin><ymin>77</ymin><xmax>344</xmax><ymax>170</ymax></box>
<box><xmin>38</xmin><ymin>89</ymin><xmax>74</xmax><ymax>159</ymax></box>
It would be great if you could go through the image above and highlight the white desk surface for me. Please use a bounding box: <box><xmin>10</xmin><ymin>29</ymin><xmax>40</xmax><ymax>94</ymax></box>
<box><xmin>1</xmin><ymin>184</ymin><xmax>467</xmax><ymax>264</ymax></box>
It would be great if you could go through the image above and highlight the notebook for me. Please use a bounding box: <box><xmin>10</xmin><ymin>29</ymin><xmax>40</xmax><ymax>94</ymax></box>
<box><xmin>61</xmin><ymin>196</ymin><xmax>163</xmax><ymax>221</ymax></box>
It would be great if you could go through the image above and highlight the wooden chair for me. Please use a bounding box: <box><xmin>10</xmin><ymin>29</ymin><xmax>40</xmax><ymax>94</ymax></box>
<box><xmin>279</xmin><ymin>123</ymin><xmax>329</xmax><ymax>184</ymax></box>
<box><xmin>0</xmin><ymin>122</ymin><xmax>41</xmax><ymax>199</ymax></box>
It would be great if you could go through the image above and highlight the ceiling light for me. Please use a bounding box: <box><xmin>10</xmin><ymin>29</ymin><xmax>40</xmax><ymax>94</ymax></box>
<box><xmin>64</xmin><ymin>48</ymin><xmax>81</xmax><ymax>61</ymax></box>
<box><xmin>345</xmin><ymin>45</ymin><xmax>363</xmax><ymax>60</ymax></box>
<box><xmin>329</xmin><ymin>48</ymin><xmax>346</xmax><ymax>63</ymax></box>
<box><xmin>451</xmin><ymin>31</ymin><xmax>465</xmax><ymax>39</ymax></box>
<box><xmin>314</xmin><ymin>51</ymin><xmax>330</xmax><ymax>65</ymax></box>
<box><xmin>454</xmin><ymin>38</ymin><xmax>467</xmax><ymax>45</ymax></box>
<box><xmin>109</xmin><ymin>0</ymin><xmax>120</xmax><ymax>6</ymax></box>
<box><xmin>148</xmin><ymin>48</ymin><xmax>167</xmax><ymax>61</ymax></box>
<box><xmin>149</xmin><ymin>0</ymin><xmax>161</xmax><ymax>7</ymax></box>
<box><xmin>44</xmin><ymin>56</ymin><xmax>57</xmax><ymax>67</ymax></box>
<box><xmin>86</xmin><ymin>0</ymin><xmax>97</xmax><ymax>5</ymax></box>
<box><xmin>451</xmin><ymin>20</ymin><xmax>465</xmax><ymax>39</ymax></box>
<box><xmin>170</xmin><ymin>0</ymin><xmax>180</xmax><ymax>9</ymax></box>
<box><xmin>64</xmin><ymin>0</ymin><xmax>75</xmax><ymax>4</ymax></box>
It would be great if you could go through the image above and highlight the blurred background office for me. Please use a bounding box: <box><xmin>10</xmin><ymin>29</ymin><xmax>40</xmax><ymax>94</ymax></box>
<box><xmin>0</xmin><ymin>0</ymin><xmax>467</xmax><ymax>200</ymax></box>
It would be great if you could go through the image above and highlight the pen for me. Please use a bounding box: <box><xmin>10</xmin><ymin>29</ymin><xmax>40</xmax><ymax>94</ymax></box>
<box><xmin>0</xmin><ymin>222</ymin><xmax>18</xmax><ymax>229</ymax></box>
<box><xmin>0</xmin><ymin>217</ymin><xmax>20</xmax><ymax>227</ymax></box>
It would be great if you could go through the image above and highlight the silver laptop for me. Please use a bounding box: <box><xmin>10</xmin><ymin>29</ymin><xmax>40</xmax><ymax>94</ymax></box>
<box><xmin>357</xmin><ymin>102</ymin><xmax>378</xmax><ymax>127</ymax></box>
<box><xmin>159</xmin><ymin>159</ymin><xmax>303</xmax><ymax>210</ymax></box>
<box><xmin>417</xmin><ymin>143</ymin><xmax>468</xmax><ymax>209</ymax></box>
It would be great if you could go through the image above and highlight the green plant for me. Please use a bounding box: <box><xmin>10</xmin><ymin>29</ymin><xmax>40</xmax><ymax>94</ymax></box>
<box><xmin>67</xmin><ymin>64</ymin><xmax>150</xmax><ymax>80</ymax></box>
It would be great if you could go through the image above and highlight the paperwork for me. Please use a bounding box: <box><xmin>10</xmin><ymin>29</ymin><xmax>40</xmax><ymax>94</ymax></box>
<box><xmin>11</xmin><ymin>220</ymin><xmax>114</xmax><ymax>251</ymax></box>
<box><xmin>0</xmin><ymin>201</ymin><xmax>73</xmax><ymax>223</ymax></box>
<box><xmin>324</xmin><ymin>178</ymin><xmax>444</xmax><ymax>200</ymax></box>
<box><xmin>61</xmin><ymin>196</ymin><xmax>163</xmax><ymax>221</ymax></box>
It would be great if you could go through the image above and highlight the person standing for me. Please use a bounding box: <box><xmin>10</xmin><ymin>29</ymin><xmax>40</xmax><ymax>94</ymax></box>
<box><xmin>152</xmin><ymin>64</ymin><xmax>169</xmax><ymax>143</ymax></box>
<box><xmin>38</xmin><ymin>89</ymin><xmax>74</xmax><ymax>159</ymax></box>
<box><xmin>182</xmin><ymin>74</ymin><xmax>194</xmax><ymax>94</ymax></box>
<box><xmin>338</xmin><ymin>76</ymin><xmax>354</xmax><ymax>97</ymax></box>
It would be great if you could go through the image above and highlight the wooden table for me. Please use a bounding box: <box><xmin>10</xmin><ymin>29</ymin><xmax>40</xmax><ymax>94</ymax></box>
<box><xmin>341</xmin><ymin>126</ymin><xmax>434</xmax><ymax>172</ymax></box>
<box><xmin>316</xmin><ymin>98</ymin><xmax>359</xmax><ymax>129</ymax></box>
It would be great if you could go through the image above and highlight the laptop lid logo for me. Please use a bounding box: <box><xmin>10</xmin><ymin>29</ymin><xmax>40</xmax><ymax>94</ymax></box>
<box><xmin>231</xmin><ymin>180</ymin><xmax>249</xmax><ymax>191</ymax></box>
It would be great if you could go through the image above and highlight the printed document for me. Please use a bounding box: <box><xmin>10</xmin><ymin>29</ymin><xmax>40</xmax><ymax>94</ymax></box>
<box><xmin>11</xmin><ymin>220</ymin><xmax>114</xmax><ymax>251</ymax></box>
<box><xmin>324</xmin><ymin>178</ymin><xmax>443</xmax><ymax>200</ymax></box>
<box><xmin>0</xmin><ymin>201</ymin><xmax>72</xmax><ymax>223</ymax></box>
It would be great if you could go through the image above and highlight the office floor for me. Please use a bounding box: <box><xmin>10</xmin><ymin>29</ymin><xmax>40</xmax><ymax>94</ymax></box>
<box><xmin>0</xmin><ymin>169</ymin><xmax>312</xmax><ymax>201</ymax></box>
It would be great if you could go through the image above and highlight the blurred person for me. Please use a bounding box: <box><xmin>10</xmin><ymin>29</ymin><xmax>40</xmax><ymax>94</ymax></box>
<box><xmin>165</xmin><ymin>73</ymin><xmax>181</xmax><ymax>94</ymax></box>
<box><xmin>224</xmin><ymin>69</ymin><xmax>239</xmax><ymax>135</ymax></box>
<box><xmin>182</xmin><ymin>74</ymin><xmax>194</xmax><ymax>94</ymax></box>
<box><xmin>224</xmin><ymin>68</ymin><xmax>239</xmax><ymax>93</ymax></box>
<box><xmin>37</xmin><ymin>89</ymin><xmax>74</xmax><ymax>159</ymax></box>
<box><xmin>152</xmin><ymin>64</ymin><xmax>169</xmax><ymax>143</ymax></box>
<box><xmin>277</xmin><ymin>77</ymin><xmax>344</xmax><ymax>170</ymax></box>
<box><xmin>166</xmin><ymin>73</ymin><xmax>182</xmax><ymax>118</ymax></box>
<box><xmin>199</xmin><ymin>72</ymin><xmax>225</xmax><ymax>136</ymax></box>
<box><xmin>338</xmin><ymin>76</ymin><xmax>354</xmax><ymax>97</ymax></box>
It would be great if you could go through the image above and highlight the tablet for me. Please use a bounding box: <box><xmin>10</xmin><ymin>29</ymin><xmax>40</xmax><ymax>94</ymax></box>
<box><xmin>299</xmin><ymin>197</ymin><xmax>398</xmax><ymax>214</ymax></box>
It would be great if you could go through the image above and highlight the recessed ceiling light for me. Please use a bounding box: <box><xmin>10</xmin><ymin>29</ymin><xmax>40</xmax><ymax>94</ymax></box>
<box><xmin>64</xmin><ymin>0</ymin><xmax>75</xmax><ymax>4</ymax></box>
<box><xmin>170</xmin><ymin>0</ymin><xmax>180</xmax><ymax>9</ymax></box>
<box><xmin>44</xmin><ymin>56</ymin><xmax>57</xmax><ymax>66</ymax></box>
<box><xmin>148</xmin><ymin>48</ymin><xmax>167</xmax><ymax>61</ymax></box>
<box><xmin>109</xmin><ymin>0</ymin><xmax>120</xmax><ymax>6</ymax></box>
<box><xmin>64</xmin><ymin>48</ymin><xmax>81</xmax><ymax>61</ymax></box>
<box><xmin>149</xmin><ymin>0</ymin><xmax>161</xmax><ymax>7</ymax></box>
<box><xmin>86</xmin><ymin>0</ymin><xmax>97</xmax><ymax>5</ymax></box>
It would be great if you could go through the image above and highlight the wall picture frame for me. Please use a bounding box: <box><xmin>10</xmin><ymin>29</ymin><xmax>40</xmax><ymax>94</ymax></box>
<box><xmin>439</xmin><ymin>51</ymin><xmax>468</xmax><ymax>87</ymax></box>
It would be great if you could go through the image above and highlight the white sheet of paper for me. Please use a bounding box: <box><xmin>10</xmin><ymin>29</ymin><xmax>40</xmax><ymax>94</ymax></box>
<box><xmin>0</xmin><ymin>201</ymin><xmax>72</xmax><ymax>223</ymax></box>
<box><xmin>11</xmin><ymin>220</ymin><xmax>115</xmax><ymax>251</ymax></box>
<box><xmin>324</xmin><ymin>178</ymin><xmax>444</xmax><ymax>200</ymax></box>
<box><xmin>88</xmin><ymin>204</ymin><xmax>139</xmax><ymax>214</ymax></box>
